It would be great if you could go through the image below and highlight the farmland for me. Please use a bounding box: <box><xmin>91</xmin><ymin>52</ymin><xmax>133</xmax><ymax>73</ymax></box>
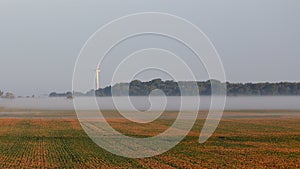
<box><xmin>0</xmin><ymin>110</ymin><xmax>299</xmax><ymax>168</ymax></box>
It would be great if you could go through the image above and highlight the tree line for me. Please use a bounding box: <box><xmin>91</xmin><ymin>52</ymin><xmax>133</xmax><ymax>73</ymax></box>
<box><xmin>49</xmin><ymin>79</ymin><xmax>300</xmax><ymax>97</ymax></box>
<box><xmin>0</xmin><ymin>90</ymin><xmax>15</xmax><ymax>99</ymax></box>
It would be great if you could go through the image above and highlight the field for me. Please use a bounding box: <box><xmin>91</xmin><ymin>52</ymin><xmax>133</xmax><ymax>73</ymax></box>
<box><xmin>0</xmin><ymin>110</ymin><xmax>300</xmax><ymax>168</ymax></box>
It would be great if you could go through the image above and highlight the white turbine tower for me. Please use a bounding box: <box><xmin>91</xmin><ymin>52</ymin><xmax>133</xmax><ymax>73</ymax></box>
<box><xmin>95</xmin><ymin>65</ymin><xmax>100</xmax><ymax>90</ymax></box>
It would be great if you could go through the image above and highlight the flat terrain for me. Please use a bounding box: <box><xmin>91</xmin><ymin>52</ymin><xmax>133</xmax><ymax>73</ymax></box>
<box><xmin>0</xmin><ymin>110</ymin><xmax>299</xmax><ymax>168</ymax></box>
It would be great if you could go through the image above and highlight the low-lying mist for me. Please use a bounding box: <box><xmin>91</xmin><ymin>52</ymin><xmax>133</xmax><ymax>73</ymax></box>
<box><xmin>0</xmin><ymin>96</ymin><xmax>300</xmax><ymax>111</ymax></box>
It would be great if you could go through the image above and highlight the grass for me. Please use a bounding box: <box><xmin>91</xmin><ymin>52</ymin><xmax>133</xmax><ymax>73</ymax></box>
<box><xmin>0</xmin><ymin>111</ymin><xmax>299</xmax><ymax>168</ymax></box>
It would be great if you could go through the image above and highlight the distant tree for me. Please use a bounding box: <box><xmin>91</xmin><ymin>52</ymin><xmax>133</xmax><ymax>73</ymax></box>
<box><xmin>66</xmin><ymin>91</ymin><xmax>73</xmax><ymax>99</ymax></box>
<box><xmin>0</xmin><ymin>90</ymin><xmax>3</xmax><ymax>97</ymax></box>
<box><xmin>278</xmin><ymin>83</ymin><xmax>291</xmax><ymax>95</ymax></box>
<box><xmin>49</xmin><ymin>92</ymin><xmax>69</xmax><ymax>97</ymax></box>
<box><xmin>3</xmin><ymin>92</ymin><xmax>15</xmax><ymax>99</ymax></box>
<box><xmin>86</xmin><ymin>89</ymin><xmax>96</xmax><ymax>96</ymax></box>
<box><xmin>49</xmin><ymin>92</ymin><xmax>57</xmax><ymax>97</ymax></box>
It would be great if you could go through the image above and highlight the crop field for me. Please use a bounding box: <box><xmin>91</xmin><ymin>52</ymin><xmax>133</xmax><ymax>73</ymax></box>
<box><xmin>0</xmin><ymin>110</ymin><xmax>300</xmax><ymax>168</ymax></box>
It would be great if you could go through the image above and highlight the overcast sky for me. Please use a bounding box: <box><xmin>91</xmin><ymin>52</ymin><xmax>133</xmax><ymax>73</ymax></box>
<box><xmin>0</xmin><ymin>0</ymin><xmax>299</xmax><ymax>96</ymax></box>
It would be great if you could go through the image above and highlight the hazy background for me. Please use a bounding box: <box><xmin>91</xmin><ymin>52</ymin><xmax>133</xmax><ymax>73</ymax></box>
<box><xmin>0</xmin><ymin>0</ymin><xmax>299</xmax><ymax>96</ymax></box>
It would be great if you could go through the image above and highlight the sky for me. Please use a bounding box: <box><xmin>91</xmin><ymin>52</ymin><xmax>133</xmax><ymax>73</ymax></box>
<box><xmin>0</xmin><ymin>0</ymin><xmax>299</xmax><ymax>96</ymax></box>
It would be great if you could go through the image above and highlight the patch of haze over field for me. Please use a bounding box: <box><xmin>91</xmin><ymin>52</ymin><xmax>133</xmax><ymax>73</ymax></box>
<box><xmin>1</xmin><ymin>96</ymin><xmax>300</xmax><ymax>111</ymax></box>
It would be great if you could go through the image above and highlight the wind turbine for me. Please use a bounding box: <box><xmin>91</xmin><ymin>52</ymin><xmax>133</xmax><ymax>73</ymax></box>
<box><xmin>95</xmin><ymin>65</ymin><xmax>100</xmax><ymax>90</ymax></box>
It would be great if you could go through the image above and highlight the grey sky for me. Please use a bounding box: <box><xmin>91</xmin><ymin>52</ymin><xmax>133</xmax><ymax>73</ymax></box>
<box><xmin>0</xmin><ymin>0</ymin><xmax>299</xmax><ymax>96</ymax></box>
